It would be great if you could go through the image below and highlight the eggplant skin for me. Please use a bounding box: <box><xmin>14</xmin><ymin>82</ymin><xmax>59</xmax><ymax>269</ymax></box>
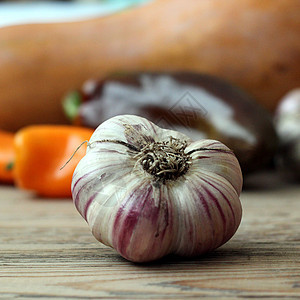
<box><xmin>277</xmin><ymin>140</ymin><xmax>300</xmax><ymax>182</ymax></box>
<box><xmin>73</xmin><ymin>72</ymin><xmax>278</xmax><ymax>174</ymax></box>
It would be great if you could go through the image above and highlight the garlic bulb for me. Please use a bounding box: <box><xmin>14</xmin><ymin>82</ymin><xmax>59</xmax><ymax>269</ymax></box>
<box><xmin>275</xmin><ymin>89</ymin><xmax>300</xmax><ymax>181</ymax></box>
<box><xmin>72</xmin><ymin>115</ymin><xmax>243</xmax><ymax>262</ymax></box>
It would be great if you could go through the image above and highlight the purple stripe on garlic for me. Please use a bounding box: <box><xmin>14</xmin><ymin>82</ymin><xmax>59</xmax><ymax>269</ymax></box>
<box><xmin>72</xmin><ymin>115</ymin><xmax>243</xmax><ymax>262</ymax></box>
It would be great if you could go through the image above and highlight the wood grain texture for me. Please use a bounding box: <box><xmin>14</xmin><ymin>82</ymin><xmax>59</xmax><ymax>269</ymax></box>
<box><xmin>0</xmin><ymin>174</ymin><xmax>299</xmax><ymax>299</ymax></box>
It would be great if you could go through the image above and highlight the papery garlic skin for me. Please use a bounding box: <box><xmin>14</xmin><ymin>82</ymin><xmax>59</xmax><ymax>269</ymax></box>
<box><xmin>275</xmin><ymin>89</ymin><xmax>300</xmax><ymax>181</ymax></box>
<box><xmin>72</xmin><ymin>115</ymin><xmax>242</xmax><ymax>262</ymax></box>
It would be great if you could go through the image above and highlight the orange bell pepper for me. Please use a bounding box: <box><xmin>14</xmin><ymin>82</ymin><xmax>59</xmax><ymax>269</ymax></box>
<box><xmin>14</xmin><ymin>125</ymin><xmax>93</xmax><ymax>198</ymax></box>
<box><xmin>0</xmin><ymin>130</ymin><xmax>15</xmax><ymax>184</ymax></box>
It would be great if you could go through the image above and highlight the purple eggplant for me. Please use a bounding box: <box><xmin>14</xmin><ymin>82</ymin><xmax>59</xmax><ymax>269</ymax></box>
<box><xmin>63</xmin><ymin>72</ymin><xmax>278</xmax><ymax>174</ymax></box>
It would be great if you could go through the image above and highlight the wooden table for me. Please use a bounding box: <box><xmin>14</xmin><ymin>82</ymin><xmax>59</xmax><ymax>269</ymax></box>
<box><xmin>0</xmin><ymin>172</ymin><xmax>299</xmax><ymax>299</ymax></box>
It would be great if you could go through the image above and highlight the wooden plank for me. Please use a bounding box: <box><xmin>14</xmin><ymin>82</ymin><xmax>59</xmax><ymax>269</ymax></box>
<box><xmin>0</xmin><ymin>179</ymin><xmax>299</xmax><ymax>299</ymax></box>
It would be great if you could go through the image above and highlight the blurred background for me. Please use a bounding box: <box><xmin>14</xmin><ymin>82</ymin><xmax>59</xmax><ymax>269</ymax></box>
<box><xmin>0</xmin><ymin>0</ymin><xmax>299</xmax><ymax>194</ymax></box>
<box><xmin>0</xmin><ymin>0</ymin><xmax>149</xmax><ymax>27</ymax></box>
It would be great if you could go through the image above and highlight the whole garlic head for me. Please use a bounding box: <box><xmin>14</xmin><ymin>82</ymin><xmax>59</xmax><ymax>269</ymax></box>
<box><xmin>72</xmin><ymin>115</ymin><xmax>243</xmax><ymax>262</ymax></box>
<box><xmin>275</xmin><ymin>89</ymin><xmax>300</xmax><ymax>181</ymax></box>
<box><xmin>275</xmin><ymin>88</ymin><xmax>300</xmax><ymax>143</ymax></box>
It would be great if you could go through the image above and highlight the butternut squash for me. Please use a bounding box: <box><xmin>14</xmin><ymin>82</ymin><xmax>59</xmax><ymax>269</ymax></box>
<box><xmin>0</xmin><ymin>0</ymin><xmax>299</xmax><ymax>131</ymax></box>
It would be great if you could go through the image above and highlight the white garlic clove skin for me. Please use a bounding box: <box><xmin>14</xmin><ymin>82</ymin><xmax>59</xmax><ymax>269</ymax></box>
<box><xmin>72</xmin><ymin>115</ymin><xmax>243</xmax><ymax>262</ymax></box>
<box><xmin>275</xmin><ymin>88</ymin><xmax>300</xmax><ymax>143</ymax></box>
<box><xmin>275</xmin><ymin>89</ymin><xmax>300</xmax><ymax>181</ymax></box>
